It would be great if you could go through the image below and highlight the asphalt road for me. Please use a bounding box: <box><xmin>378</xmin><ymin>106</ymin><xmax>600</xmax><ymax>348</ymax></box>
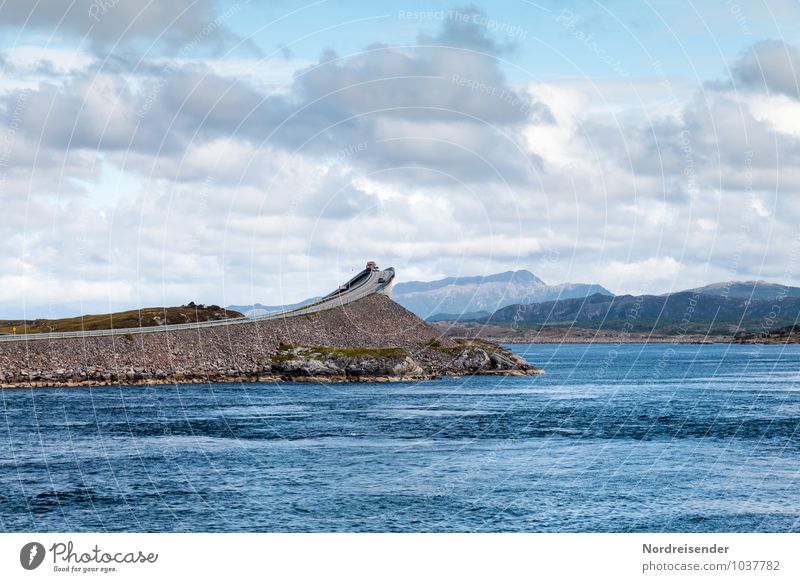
<box><xmin>0</xmin><ymin>267</ymin><xmax>395</xmax><ymax>343</ymax></box>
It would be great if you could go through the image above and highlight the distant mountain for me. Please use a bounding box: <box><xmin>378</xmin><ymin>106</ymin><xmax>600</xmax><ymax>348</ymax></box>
<box><xmin>396</xmin><ymin>270</ymin><xmax>545</xmax><ymax>294</ymax></box>
<box><xmin>485</xmin><ymin>289</ymin><xmax>800</xmax><ymax>334</ymax></box>
<box><xmin>684</xmin><ymin>280</ymin><xmax>800</xmax><ymax>300</ymax></box>
<box><xmin>227</xmin><ymin>297</ymin><xmax>320</xmax><ymax>318</ymax></box>
<box><xmin>392</xmin><ymin>269</ymin><xmax>613</xmax><ymax>319</ymax></box>
<box><xmin>426</xmin><ymin>310</ymin><xmax>491</xmax><ymax>322</ymax></box>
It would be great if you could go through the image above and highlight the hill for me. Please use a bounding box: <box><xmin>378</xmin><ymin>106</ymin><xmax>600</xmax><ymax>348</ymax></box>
<box><xmin>684</xmin><ymin>280</ymin><xmax>800</xmax><ymax>300</ymax></box>
<box><xmin>485</xmin><ymin>290</ymin><xmax>800</xmax><ymax>335</ymax></box>
<box><xmin>0</xmin><ymin>304</ymin><xmax>243</xmax><ymax>335</ymax></box>
<box><xmin>426</xmin><ymin>310</ymin><xmax>492</xmax><ymax>322</ymax></box>
<box><xmin>0</xmin><ymin>295</ymin><xmax>539</xmax><ymax>387</ymax></box>
<box><xmin>393</xmin><ymin>269</ymin><xmax>613</xmax><ymax>319</ymax></box>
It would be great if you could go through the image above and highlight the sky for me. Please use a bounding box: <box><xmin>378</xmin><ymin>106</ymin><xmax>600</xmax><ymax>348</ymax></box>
<box><xmin>1</xmin><ymin>0</ymin><xmax>800</xmax><ymax>317</ymax></box>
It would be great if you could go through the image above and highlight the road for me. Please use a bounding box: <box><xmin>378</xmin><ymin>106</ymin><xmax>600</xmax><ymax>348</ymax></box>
<box><xmin>0</xmin><ymin>267</ymin><xmax>395</xmax><ymax>343</ymax></box>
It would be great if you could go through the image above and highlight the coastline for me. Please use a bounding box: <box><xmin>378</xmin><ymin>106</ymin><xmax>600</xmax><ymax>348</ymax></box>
<box><xmin>431</xmin><ymin>321</ymin><xmax>739</xmax><ymax>345</ymax></box>
<box><xmin>0</xmin><ymin>295</ymin><xmax>541</xmax><ymax>390</ymax></box>
<box><xmin>488</xmin><ymin>337</ymin><xmax>725</xmax><ymax>344</ymax></box>
<box><xmin>0</xmin><ymin>369</ymin><xmax>540</xmax><ymax>390</ymax></box>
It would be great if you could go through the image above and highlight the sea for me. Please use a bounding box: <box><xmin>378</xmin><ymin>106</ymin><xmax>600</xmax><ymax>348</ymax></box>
<box><xmin>2</xmin><ymin>343</ymin><xmax>799</xmax><ymax>532</ymax></box>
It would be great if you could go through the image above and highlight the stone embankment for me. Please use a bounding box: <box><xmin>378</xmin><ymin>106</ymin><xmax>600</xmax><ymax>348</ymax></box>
<box><xmin>0</xmin><ymin>295</ymin><xmax>541</xmax><ymax>388</ymax></box>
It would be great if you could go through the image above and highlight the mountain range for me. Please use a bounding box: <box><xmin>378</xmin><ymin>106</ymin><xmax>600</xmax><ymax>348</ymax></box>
<box><xmin>392</xmin><ymin>270</ymin><xmax>613</xmax><ymax>319</ymax></box>
<box><xmin>228</xmin><ymin>272</ymin><xmax>800</xmax><ymax>334</ymax></box>
<box><xmin>482</xmin><ymin>280</ymin><xmax>800</xmax><ymax>334</ymax></box>
<box><xmin>227</xmin><ymin>297</ymin><xmax>320</xmax><ymax>318</ymax></box>
<box><xmin>683</xmin><ymin>280</ymin><xmax>800</xmax><ymax>300</ymax></box>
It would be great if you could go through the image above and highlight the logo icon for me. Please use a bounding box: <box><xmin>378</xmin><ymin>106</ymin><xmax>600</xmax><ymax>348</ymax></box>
<box><xmin>20</xmin><ymin>542</ymin><xmax>46</xmax><ymax>570</ymax></box>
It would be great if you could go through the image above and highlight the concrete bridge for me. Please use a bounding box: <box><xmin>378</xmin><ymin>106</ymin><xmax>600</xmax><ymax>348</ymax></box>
<box><xmin>0</xmin><ymin>265</ymin><xmax>395</xmax><ymax>343</ymax></box>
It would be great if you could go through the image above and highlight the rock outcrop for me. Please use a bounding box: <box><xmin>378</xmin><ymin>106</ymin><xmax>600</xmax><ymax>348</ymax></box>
<box><xmin>0</xmin><ymin>294</ymin><xmax>542</xmax><ymax>388</ymax></box>
<box><xmin>270</xmin><ymin>346</ymin><xmax>427</xmax><ymax>381</ymax></box>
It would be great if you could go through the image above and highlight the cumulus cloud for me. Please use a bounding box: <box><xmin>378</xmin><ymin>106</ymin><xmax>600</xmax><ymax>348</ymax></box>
<box><xmin>732</xmin><ymin>40</ymin><xmax>800</xmax><ymax>99</ymax></box>
<box><xmin>417</xmin><ymin>6</ymin><xmax>519</xmax><ymax>55</ymax></box>
<box><xmin>0</xmin><ymin>0</ymin><xmax>249</xmax><ymax>56</ymax></box>
<box><xmin>3</xmin><ymin>6</ymin><xmax>551</xmax><ymax>192</ymax></box>
<box><xmin>3</xmin><ymin>5</ymin><xmax>800</xmax><ymax>316</ymax></box>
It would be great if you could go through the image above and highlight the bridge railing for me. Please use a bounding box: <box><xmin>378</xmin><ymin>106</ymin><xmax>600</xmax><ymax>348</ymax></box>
<box><xmin>0</xmin><ymin>268</ymin><xmax>395</xmax><ymax>343</ymax></box>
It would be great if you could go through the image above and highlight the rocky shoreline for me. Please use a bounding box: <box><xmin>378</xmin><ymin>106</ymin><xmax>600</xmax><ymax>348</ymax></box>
<box><xmin>432</xmin><ymin>321</ymin><xmax>726</xmax><ymax>344</ymax></box>
<box><xmin>477</xmin><ymin>336</ymin><xmax>721</xmax><ymax>344</ymax></box>
<box><xmin>0</xmin><ymin>295</ymin><xmax>541</xmax><ymax>389</ymax></box>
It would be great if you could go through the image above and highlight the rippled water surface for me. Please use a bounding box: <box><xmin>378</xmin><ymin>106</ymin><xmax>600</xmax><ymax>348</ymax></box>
<box><xmin>2</xmin><ymin>343</ymin><xmax>800</xmax><ymax>532</ymax></box>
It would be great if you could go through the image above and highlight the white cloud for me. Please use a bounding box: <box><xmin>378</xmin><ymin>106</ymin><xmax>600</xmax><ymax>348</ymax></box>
<box><xmin>3</xmin><ymin>45</ymin><xmax>95</xmax><ymax>75</ymax></box>
<box><xmin>746</xmin><ymin>93</ymin><xmax>800</xmax><ymax>137</ymax></box>
<box><xmin>4</xmin><ymin>9</ymin><xmax>800</xmax><ymax>317</ymax></box>
<box><xmin>604</xmin><ymin>257</ymin><xmax>683</xmax><ymax>290</ymax></box>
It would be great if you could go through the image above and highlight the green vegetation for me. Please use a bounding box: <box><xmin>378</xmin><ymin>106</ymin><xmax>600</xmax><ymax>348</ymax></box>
<box><xmin>272</xmin><ymin>344</ymin><xmax>408</xmax><ymax>362</ymax></box>
<box><xmin>0</xmin><ymin>305</ymin><xmax>244</xmax><ymax>335</ymax></box>
<box><xmin>430</xmin><ymin>343</ymin><xmax>464</xmax><ymax>354</ymax></box>
<box><xmin>427</xmin><ymin>337</ymin><xmax>508</xmax><ymax>355</ymax></box>
<box><xmin>312</xmin><ymin>346</ymin><xmax>407</xmax><ymax>358</ymax></box>
<box><xmin>272</xmin><ymin>343</ymin><xmax>297</xmax><ymax>363</ymax></box>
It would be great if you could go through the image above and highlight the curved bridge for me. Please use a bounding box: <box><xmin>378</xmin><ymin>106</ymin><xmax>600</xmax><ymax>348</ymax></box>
<box><xmin>0</xmin><ymin>266</ymin><xmax>395</xmax><ymax>343</ymax></box>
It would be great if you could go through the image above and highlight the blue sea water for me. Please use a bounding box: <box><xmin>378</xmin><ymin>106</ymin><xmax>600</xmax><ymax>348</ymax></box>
<box><xmin>1</xmin><ymin>343</ymin><xmax>800</xmax><ymax>532</ymax></box>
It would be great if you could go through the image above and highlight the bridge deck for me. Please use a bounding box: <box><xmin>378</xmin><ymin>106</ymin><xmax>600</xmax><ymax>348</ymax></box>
<box><xmin>0</xmin><ymin>268</ymin><xmax>395</xmax><ymax>343</ymax></box>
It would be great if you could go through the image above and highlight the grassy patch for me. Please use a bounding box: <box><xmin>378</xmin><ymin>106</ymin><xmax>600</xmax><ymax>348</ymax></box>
<box><xmin>271</xmin><ymin>343</ymin><xmax>297</xmax><ymax>363</ymax></box>
<box><xmin>0</xmin><ymin>305</ymin><xmax>244</xmax><ymax>334</ymax></box>
<box><xmin>429</xmin><ymin>338</ymin><xmax>507</xmax><ymax>355</ymax></box>
<box><xmin>273</xmin><ymin>345</ymin><xmax>408</xmax><ymax>361</ymax></box>
<box><xmin>311</xmin><ymin>346</ymin><xmax>407</xmax><ymax>359</ymax></box>
<box><xmin>430</xmin><ymin>344</ymin><xmax>464</xmax><ymax>354</ymax></box>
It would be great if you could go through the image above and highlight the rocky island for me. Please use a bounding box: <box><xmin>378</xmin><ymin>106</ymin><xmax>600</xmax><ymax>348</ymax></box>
<box><xmin>0</xmin><ymin>295</ymin><xmax>540</xmax><ymax>388</ymax></box>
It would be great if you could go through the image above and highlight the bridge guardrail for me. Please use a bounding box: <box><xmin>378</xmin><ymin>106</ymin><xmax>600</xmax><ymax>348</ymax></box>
<box><xmin>0</xmin><ymin>268</ymin><xmax>395</xmax><ymax>343</ymax></box>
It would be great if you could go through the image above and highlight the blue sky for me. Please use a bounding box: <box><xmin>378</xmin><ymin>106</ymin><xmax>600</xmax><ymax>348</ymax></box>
<box><xmin>224</xmin><ymin>0</ymin><xmax>799</xmax><ymax>79</ymax></box>
<box><xmin>1</xmin><ymin>0</ymin><xmax>800</xmax><ymax>317</ymax></box>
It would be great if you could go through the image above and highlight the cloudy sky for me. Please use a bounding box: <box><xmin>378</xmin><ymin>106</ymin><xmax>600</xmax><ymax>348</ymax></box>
<box><xmin>1</xmin><ymin>0</ymin><xmax>799</xmax><ymax>317</ymax></box>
